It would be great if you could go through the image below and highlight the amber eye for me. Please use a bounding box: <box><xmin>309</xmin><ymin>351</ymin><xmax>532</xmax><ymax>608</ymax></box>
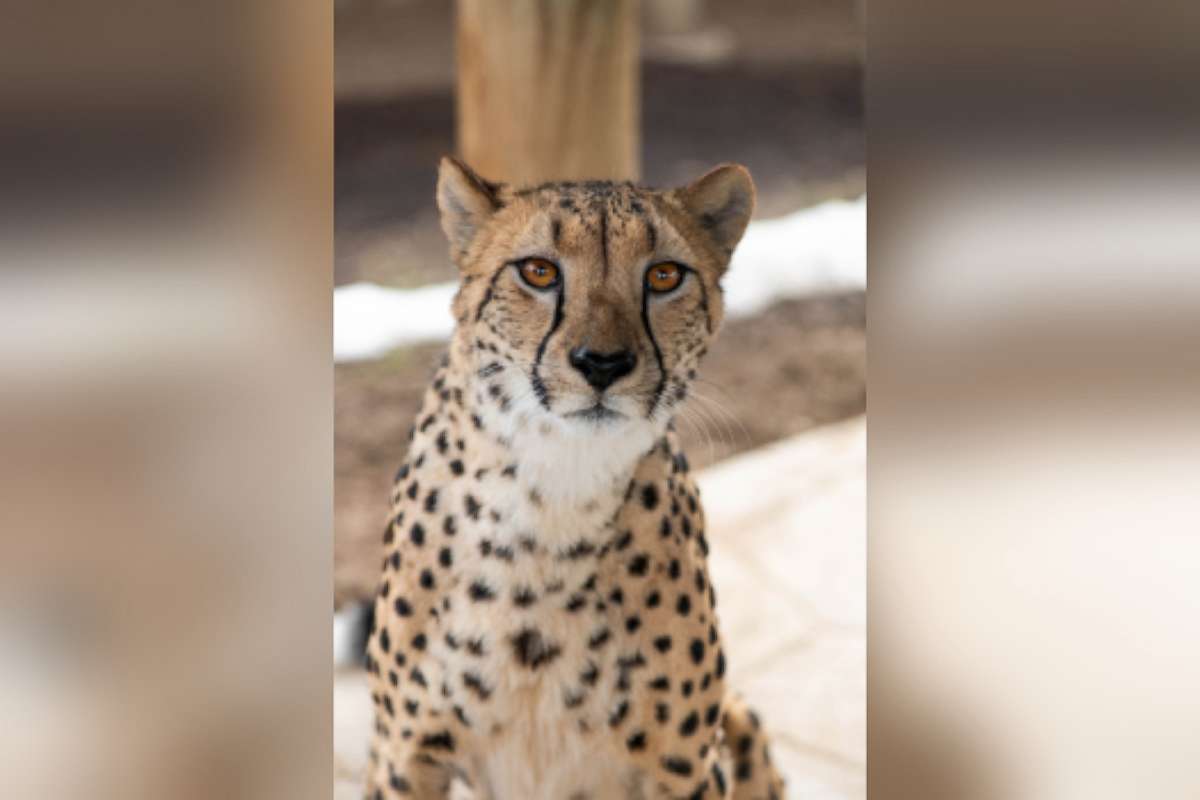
<box><xmin>645</xmin><ymin>262</ymin><xmax>684</xmax><ymax>293</ymax></box>
<box><xmin>518</xmin><ymin>258</ymin><xmax>560</xmax><ymax>290</ymax></box>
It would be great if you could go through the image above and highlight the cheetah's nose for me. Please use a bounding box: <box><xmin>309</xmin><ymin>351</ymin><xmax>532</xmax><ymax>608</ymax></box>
<box><xmin>568</xmin><ymin>347</ymin><xmax>637</xmax><ymax>391</ymax></box>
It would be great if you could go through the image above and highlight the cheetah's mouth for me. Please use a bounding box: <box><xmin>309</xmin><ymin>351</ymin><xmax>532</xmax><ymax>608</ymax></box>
<box><xmin>564</xmin><ymin>403</ymin><xmax>625</xmax><ymax>424</ymax></box>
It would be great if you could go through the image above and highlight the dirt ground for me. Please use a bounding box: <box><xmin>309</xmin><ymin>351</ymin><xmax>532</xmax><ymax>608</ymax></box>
<box><xmin>335</xmin><ymin>292</ymin><xmax>864</xmax><ymax>605</ymax></box>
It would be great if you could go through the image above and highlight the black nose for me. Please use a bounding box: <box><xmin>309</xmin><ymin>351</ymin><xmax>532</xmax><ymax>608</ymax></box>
<box><xmin>568</xmin><ymin>347</ymin><xmax>637</xmax><ymax>391</ymax></box>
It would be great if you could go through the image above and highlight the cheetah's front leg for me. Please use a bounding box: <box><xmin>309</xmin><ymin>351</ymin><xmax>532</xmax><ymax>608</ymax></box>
<box><xmin>364</xmin><ymin>736</ymin><xmax>454</xmax><ymax>800</ymax></box>
<box><xmin>720</xmin><ymin>695</ymin><xmax>784</xmax><ymax>800</ymax></box>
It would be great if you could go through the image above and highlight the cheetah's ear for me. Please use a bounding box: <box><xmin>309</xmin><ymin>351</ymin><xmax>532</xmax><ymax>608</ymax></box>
<box><xmin>437</xmin><ymin>156</ymin><xmax>502</xmax><ymax>257</ymax></box>
<box><xmin>676</xmin><ymin>164</ymin><xmax>756</xmax><ymax>256</ymax></box>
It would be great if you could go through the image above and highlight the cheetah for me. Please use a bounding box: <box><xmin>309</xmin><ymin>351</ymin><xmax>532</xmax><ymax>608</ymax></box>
<box><xmin>363</xmin><ymin>157</ymin><xmax>785</xmax><ymax>800</ymax></box>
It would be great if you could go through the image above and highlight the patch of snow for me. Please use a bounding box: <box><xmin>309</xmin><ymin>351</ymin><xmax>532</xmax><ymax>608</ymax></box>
<box><xmin>334</xmin><ymin>196</ymin><xmax>865</xmax><ymax>362</ymax></box>
<box><xmin>334</xmin><ymin>282</ymin><xmax>458</xmax><ymax>362</ymax></box>
<box><xmin>723</xmin><ymin>195</ymin><xmax>865</xmax><ymax>318</ymax></box>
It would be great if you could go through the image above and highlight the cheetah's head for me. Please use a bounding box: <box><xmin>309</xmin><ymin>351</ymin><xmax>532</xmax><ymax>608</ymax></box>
<box><xmin>438</xmin><ymin>157</ymin><xmax>754</xmax><ymax>439</ymax></box>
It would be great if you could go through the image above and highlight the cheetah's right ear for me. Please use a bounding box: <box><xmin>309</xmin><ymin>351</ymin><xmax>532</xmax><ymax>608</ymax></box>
<box><xmin>437</xmin><ymin>156</ymin><xmax>502</xmax><ymax>257</ymax></box>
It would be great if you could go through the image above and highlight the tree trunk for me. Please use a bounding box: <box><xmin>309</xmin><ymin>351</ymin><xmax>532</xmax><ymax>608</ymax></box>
<box><xmin>456</xmin><ymin>0</ymin><xmax>640</xmax><ymax>185</ymax></box>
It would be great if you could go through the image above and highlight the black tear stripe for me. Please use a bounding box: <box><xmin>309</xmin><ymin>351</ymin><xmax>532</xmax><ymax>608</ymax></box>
<box><xmin>599</xmin><ymin>206</ymin><xmax>610</xmax><ymax>279</ymax></box>
<box><xmin>551</xmin><ymin>217</ymin><xmax>562</xmax><ymax>248</ymax></box>
<box><xmin>530</xmin><ymin>279</ymin><xmax>566</xmax><ymax>409</ymax></box>
<box><xmin>641</xmin><ymin>289</ymin><xmax>668</xmax><ymax>416</ymax></box>
<box><xmin>474</xmin><ymin>264</ymin><xmax>509</xmax><ymax>322</ymax></box>
<box><xmin>695</xmin><ymin>277</ymin><xmax>714</xmax><ymax>336</ymax></box>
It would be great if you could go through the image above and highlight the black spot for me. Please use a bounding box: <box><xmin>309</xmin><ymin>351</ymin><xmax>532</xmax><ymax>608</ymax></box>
<box><xmin>378</xmin><ymin>628</ymin><xmax>391</xmax><ymax>653</ymax></box>
<box><xmin>588</xmin><ymin>628</ymin><xmax>611</xmax><ymax>650</ymax></box>
<box><xmin>618</xmin><ymin>652</ymin><xmax>646</xmax><ymax>672</ymax></box>
<box><xmin>628</xmin><ymin>554</ymin><xmax>650</xmax><ymax>576</ymax></box>
<box><xmin>627</xmin><ymin>731</ymin><xmax>647</xmax><ymax>751</ymax></box>
<box><xmin>669</xmin><ymin>559</ymin><xmax>681</xmax><ymax>580</ymax></box>
<box><xmin>410</xmin><ymin>523</ymin><xmax>425</xmax><ymax>546</ymax></box>
<box><xmin>466</xmin><ymin>637</ymin><xmax>485</xmax><ymax>656</ymax></box>
<box><xmin>463</xmin><ymin>671</ymin><xmax>492</xmax><ymax>699</ymax></box>
<box><xmin>614</xmin><ymin>530</ymin><xmax>633</xmax><ymax>550</ymax></box>
<box><xmin>679</xmin><ymin>711</ymin><xmax>700</xmax><ymax>737</ymax></box>
<box><xmin>389</xmin><ymin>773</ymin><xmax>412</xmax><ymax>793</ymax></box>
<box><xmin>406</xmin><ymin>481</ymin><xmax>419</xmax><ymax>500</ymax></box>
<box><xmin>682</xmin><ymin>679</ymin><xmax>694</xmax><ymax>697</ymax></box>
<box><xmin>464</xmin><ymin>494</ymin><xmax>482</xmax><ymax>520</ymax></box>
<box><xmin>649</xmin><ymin>675</ymin><xmax>671</xmax><ymax>691</ymax></box>
<box><xmin>640</xmin><ymin>484</ymin><xmax>660</xmax><ymax>510</ymax></box>
<box><xmin>625</xmin><ymin>616</ymin><xmax>642</xmax><ymax>633</ymax></box>
<box><xmin>653</xmin><ymin>635</ymin><xmax>672</xmax><ymax>653</ymax></box>
<box><xmin>690</xmin><ymin>639</ymin><xmax>705</xmax><ymax>664</ymax></box>
<box><xmin>705</xmin><ymin>703</ymin><xmax>721</xmax><ymax>726</ymax></box>
<box><xmin>424</xmin><ymin>489</ymin><xmax>439</xmax><ymax>513</ymax></box>
<box><xmin>677</xmin><ymin>594</ymin><xmax>692</xmax><ymax>616</ymax></box>
<box><xmin>412</xmin><ymin>633</ymin><xmax>427</xmax><ymax>650</ymax></box>
<box><xmin>443</xmin><ymin>515</ymin><xmax>457</xmax><ymax>536</ymax></box>
<box><xmin>511</xmin><ymin>627</ymin><xmax>562</xmax><ymax>669</ymax></box>
<box><xmin>438</xmin><ymin>547</ymin><xmax>453</xmax><ymax>568</ymax></box>
<box><xmin>560</xmin><ymin>539</ymin><xmax>596</xmax><ymax>560</ymax></box>
<box><xmin>715</xmin><ymin>649</ymin><xmax>726</xmax><ymax>678</ymax></box>
<box><xmin>712</xmin><ymin>764</ymin><xmax>728</xmax><ymax>796</ymax></box>
<box><xmin>736</xmin><ymin>762</ymin><xmax>753</xmax><ymax>781</ymax></box>
<box><xmin>419</xmin><ymin>731</ymin><xmax>455</xmax><ymax>752</ymax></box>
<box><xmin>609</xmin><ymin>587</ymin><xmax>625</xmax><ymax>605</ymax></box>
<box><xmin>419</xmin><ymin>569</ymin><xmax>435</xmax><ymax>590</ymax></box>
<box><xmin>609</xmin><ymin>700</ymin><xmax>630</xmax><ymax>727</ymax></box>
<box><xmin>469</xmin><ymin>581</ymin><xmax>495</xmax><ymax>601</ymax></box>
<box><xmin>646</xmin><ymin>590</ymin><xmax>661</xmax><ymax>608</ymax></box>
<box><xmin>565</xmin><ymin>594</ymin><xmax>587</xmax><ymax>612</ymax></box>
<box><xmin>513</xmin><ymin>586</ymin><xmax>538</xmax><ymax>608</ymax></box>
<box><xmin>662</xmin><ymin>756</ymin><xmax>694</xmax><ymax>777</ymax></box>
<box><xmin>449</xmin><ymin>459</ymin><xmax>465</xmax><ymax>476</ymax></box>
<box><xmin>404</xmin><ymin>698</ymin><xmax>419</xmax><ymax>716</ymax></box>
<box><xmin>660</xmin><ymin>517</ymin><xmax>672</xmax><ymax>538</ymax></box>
<box><xmin>580</xmin><ymin>661</ymin><xmax>600</xmax><ymax>686</ymax></box>
<box><xmin>409</xmin><ymin>667</ymin><xmax>427</xmax><ymax>687</ymax></box>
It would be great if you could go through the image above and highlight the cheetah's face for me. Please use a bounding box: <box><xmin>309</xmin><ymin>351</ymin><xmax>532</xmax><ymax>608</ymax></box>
<box><xmin>437</xmin><ymin>159</ymin><xmax>754</xmax><ymax>434</ymax></box>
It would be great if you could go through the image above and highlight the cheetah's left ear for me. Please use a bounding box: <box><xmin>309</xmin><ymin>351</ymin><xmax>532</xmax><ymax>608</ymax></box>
<box><xmin>676</xmin><ymin>163</ymin><xmax>756</xmax><ymax>256</ymax></box>
<box><xmin>437</xmin><ymin>156</ymin><xmax>503</xmax><ymax>258</ymax></box>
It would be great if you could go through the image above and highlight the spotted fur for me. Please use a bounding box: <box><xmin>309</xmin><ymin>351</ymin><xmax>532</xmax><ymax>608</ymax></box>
<box><xmin>364</xmin><ymin>158</ymin><xmax>783</xmax><ymax>800</ymax></box>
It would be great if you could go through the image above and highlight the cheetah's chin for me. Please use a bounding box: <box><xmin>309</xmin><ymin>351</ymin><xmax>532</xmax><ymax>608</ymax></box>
<box><xmin>563</xmin><ymin>403</ymin><xmax>625</xmax><ymax>425</ymax></box>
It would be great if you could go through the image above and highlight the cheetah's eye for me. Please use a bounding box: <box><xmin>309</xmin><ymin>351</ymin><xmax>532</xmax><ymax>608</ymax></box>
<box><xmin>645</xmin><ymin>262</ymin><xmax>684</xmax><ymax>293</ymax></box>
<box><xmin>517</xmin><ymin>258</ymin><xmax>560</xmax><ymax>290</ymax></box>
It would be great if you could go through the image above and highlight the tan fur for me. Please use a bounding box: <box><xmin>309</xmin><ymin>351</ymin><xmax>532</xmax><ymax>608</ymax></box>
<box><xmin>364</xmin><ymin>159</ymin><xmax>783</xmax><ymax>800</ymax></box>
